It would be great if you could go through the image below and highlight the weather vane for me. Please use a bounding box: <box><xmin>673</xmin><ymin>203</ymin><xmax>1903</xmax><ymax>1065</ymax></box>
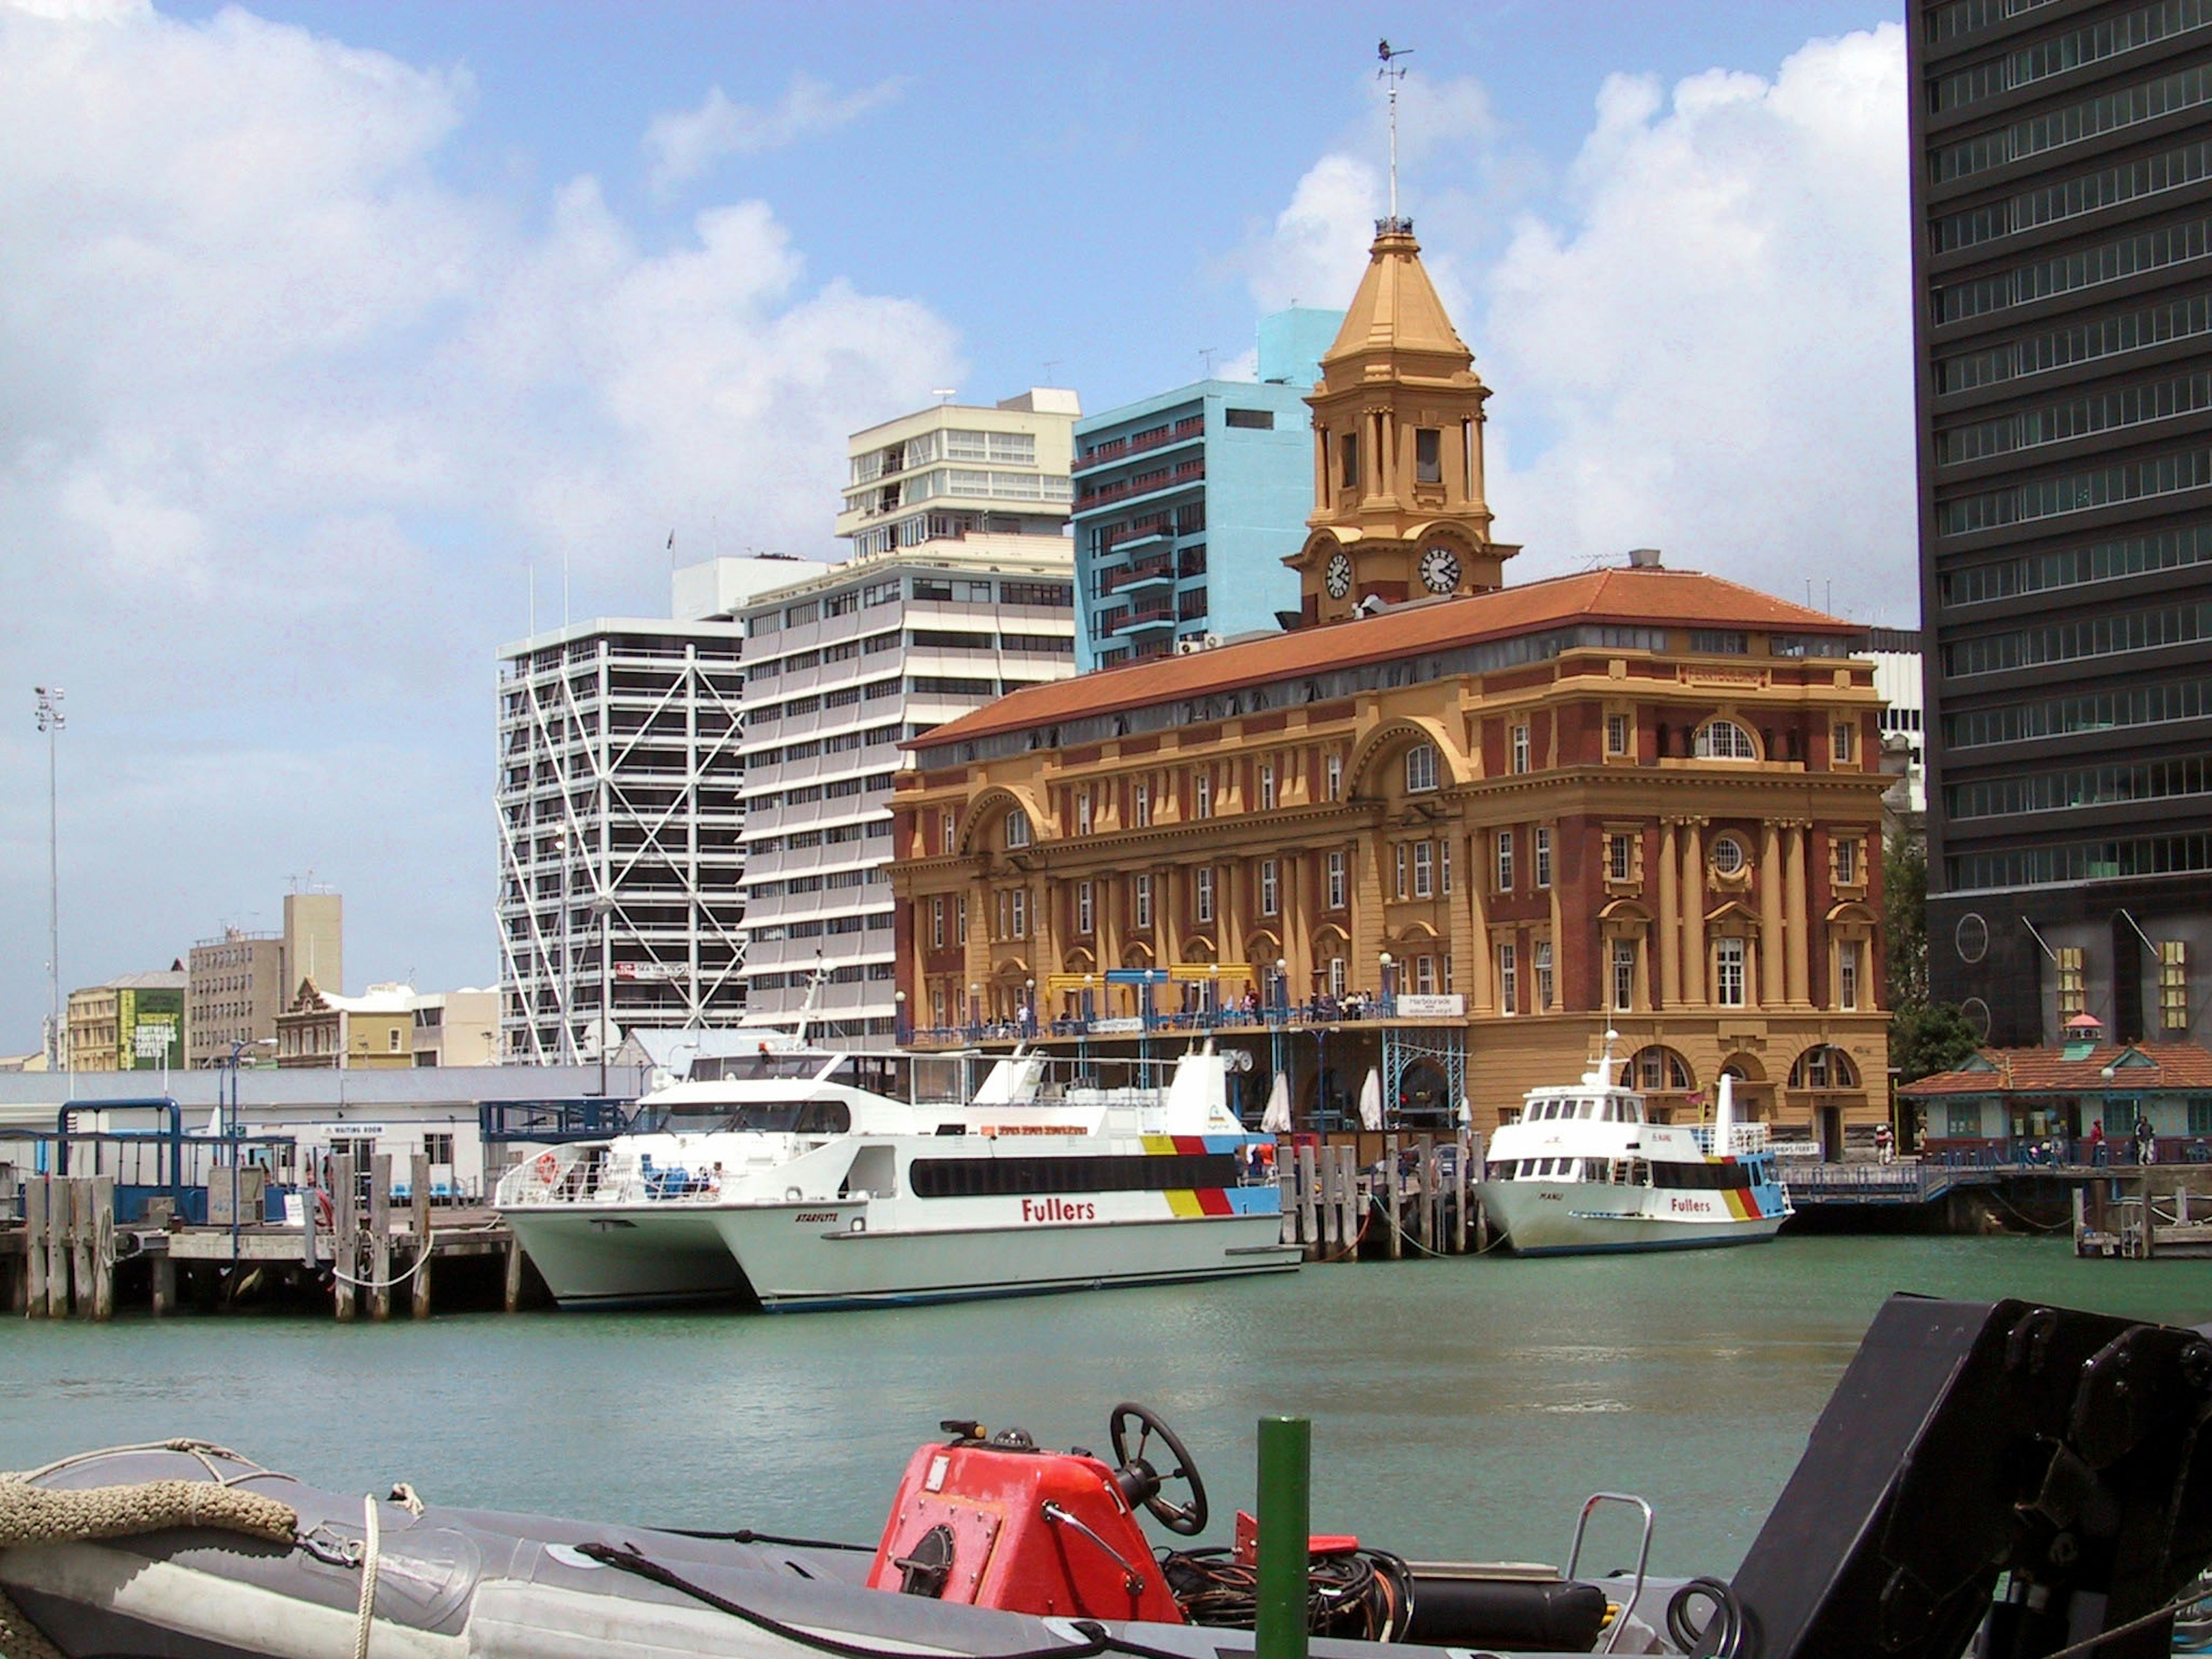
<box><xmin>1377</xmin><ymin>39</ymin><xmax>1414</xmax><ymax>228</ymax></box>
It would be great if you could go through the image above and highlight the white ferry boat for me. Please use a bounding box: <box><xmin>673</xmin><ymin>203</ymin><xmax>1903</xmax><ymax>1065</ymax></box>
<box><xmin>1476</xmin><ymin>1043</ymin><xmax>1791</xmax><ymax>1256</ymax></box>
<box><xmin>493</xmin><ymin>1042</ymin><xmax>1297</xmax><ymax>1309</ymax></box>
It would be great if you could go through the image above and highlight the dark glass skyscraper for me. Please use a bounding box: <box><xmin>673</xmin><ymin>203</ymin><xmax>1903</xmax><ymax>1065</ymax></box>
<box><xmin>1910</xmin><ymin>0</ymin><xmax>2212</xmax><ymax>1048</ymax></box>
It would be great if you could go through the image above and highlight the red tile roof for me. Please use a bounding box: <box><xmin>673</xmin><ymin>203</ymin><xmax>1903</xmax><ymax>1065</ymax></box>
<box><xmin>911</xmin><ymin>565</ymin><xmax>1859</xmax><ymax>750</ymax></box>
<box><xmin>1901</xmin><ymin>1044</ymin><xmax>2212</xmax><ymax>1096</ymax></box>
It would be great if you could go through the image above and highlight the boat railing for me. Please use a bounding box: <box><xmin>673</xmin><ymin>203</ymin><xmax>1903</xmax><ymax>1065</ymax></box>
<box><xmin>1689</xmin><ymin>1122</ymin><xmax>1774</xmax><ymax>1156</ymax></box>
<box><xmin>495</xmin><ymin>1146</ymin><xmax>725</xmax><ymax>1208</ymax></box>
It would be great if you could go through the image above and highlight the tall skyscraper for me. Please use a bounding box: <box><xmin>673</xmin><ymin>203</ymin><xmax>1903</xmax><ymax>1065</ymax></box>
<box><xmin>728</xmin><ymin>391</ymin><xmax>1081</xmax><ymax>1045</ymax></box>
<box><xmin>1910</xmin><ymin>0</ymin><xmax>2212</xmax><ymax>1046</ymax></box>
<box><xmin>1070</xmin><ymin>308</ymin><xmax>1343</xmax><ymax>668</ymax></box>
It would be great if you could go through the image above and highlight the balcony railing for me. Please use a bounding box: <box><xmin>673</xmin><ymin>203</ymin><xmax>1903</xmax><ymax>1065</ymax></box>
<box><xmin>1075</xmin><ymin>459</ymin><xmax>1205</xmax><ymax>514</ymax></box>
<box><xmin>1071</xmin><ymin>416</ymin><xmax>1205</xmax><ymax>475</ymax></box>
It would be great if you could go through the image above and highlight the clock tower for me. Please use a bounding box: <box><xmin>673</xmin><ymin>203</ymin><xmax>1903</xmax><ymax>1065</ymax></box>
<box><xmin>1288</xmin><ymin>217</ymin><xmax>1517</xmax><ymax>626</ymax></box>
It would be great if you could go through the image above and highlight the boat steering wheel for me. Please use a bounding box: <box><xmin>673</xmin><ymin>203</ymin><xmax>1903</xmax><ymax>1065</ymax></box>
<box><xmin>1107</xmin><ymin>1402</ymin><xmax>1209</xmax><ymax>1536</ymax></box>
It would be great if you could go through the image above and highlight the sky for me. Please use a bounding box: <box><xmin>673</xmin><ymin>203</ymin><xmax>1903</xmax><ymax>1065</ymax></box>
<box><xmin>0</xmin><ymin>0</ymin><xmax>1911</xmax><ymax>1050</ymax></box>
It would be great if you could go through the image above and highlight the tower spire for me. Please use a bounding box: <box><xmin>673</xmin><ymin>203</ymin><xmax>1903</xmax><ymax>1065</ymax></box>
<box><xmin>1377</xmin><ymin>39</ymin><xmax>1412</xmax><ymax>232</ymax></box>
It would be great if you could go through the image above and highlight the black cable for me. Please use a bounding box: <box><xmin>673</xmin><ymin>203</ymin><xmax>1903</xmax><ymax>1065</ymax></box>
<box><xmin>652</xmin><ymin>1526</ymin><xmax>876</xmax><ymax>1551</ymax></box>
<box><xmin>577</xmin><ymin>1541</ymin><xmax>1195</xmax><ymax>1659</ymax></box>
<box><xmin>1160</xmin><ymin>1546</ymin><xmax>1414</xmax><ymax>1642</ymax></box>
<box><xmin>1665</xmin><ymin>1577</ymin><xmax>1745</xmax><ymax>1659</ymax></box>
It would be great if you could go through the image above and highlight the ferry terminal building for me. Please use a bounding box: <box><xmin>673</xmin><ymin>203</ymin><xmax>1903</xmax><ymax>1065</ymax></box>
<box><xmin>888</xmin><ymin>221</ymin><xmax>1894</xmax><ymax>1150</ymax></box>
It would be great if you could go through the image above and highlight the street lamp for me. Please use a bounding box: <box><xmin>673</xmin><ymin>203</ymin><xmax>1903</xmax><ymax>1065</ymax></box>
<box><xmin>1275</xmin><ymin>957</ymin><xmax>1289</xmax><ymax>1017</ymax></box>
<box><xmin>34</xmin><ymin>687</ymin><xmax>63</xmax><ymax>1070</ymax></box>
<box><xmin>1379</xmin><ymin>951</ymin><xmax>1394</xmax><ymax>1014</ymax></box>
<box><xmin>1025</xmin><ymin>977</ymin><xmax>1036</xmax><ymax>1039</ymax></box>
<box><xmin>893</xmin><ymin>988</ymin><xmax>907</xmax><ymax>1044</ymax></box>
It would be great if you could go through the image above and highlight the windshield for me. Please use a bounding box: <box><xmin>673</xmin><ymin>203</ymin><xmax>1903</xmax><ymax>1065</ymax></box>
<box><xmin>641</xmin><ymin>1100</ymin><xmax>853</xmax><ymax>1136</ymax></box>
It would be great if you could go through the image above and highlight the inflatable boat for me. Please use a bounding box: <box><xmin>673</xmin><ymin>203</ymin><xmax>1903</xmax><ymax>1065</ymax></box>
<box><xmin>7</xmin><ymin>1297</ymin><xmax>2212</xmax><ymax>1659</ymax></box>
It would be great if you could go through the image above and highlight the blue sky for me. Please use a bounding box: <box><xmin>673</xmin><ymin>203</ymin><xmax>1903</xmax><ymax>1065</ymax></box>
<box><xmin>0</xmin><ymin>0</ymin><xmax>1908</xmax><ymax>1047</ymax></box>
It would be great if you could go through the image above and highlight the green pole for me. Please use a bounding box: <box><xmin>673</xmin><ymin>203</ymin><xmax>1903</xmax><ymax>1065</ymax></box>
<box><xmin>1255</xmin><ymin>1415</ymin><xmax>1310</xmax><ymax>1659</ymax></box>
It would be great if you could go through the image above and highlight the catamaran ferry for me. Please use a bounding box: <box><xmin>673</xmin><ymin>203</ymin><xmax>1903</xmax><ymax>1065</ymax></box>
<box><xmin>1476</xmin><ymin>1042</ymin><xmax>1791</xmax><ymax>1256</ymax></box>
<box><xmin>493</xmin><ymin>1043</ymin><xmax>1297</xmax><ymax>1309</ymax></box>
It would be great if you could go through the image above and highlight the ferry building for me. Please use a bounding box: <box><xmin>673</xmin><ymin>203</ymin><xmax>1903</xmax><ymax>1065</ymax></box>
<box><xmin>888</xmin><ymin>219</ymin><xmax>1894</xmax><ymax>1150</ymax></box>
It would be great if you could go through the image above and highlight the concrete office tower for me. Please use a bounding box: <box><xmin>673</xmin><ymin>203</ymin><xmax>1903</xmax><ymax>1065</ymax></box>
<box><xmin>495</xmin><ymin>613</ymin><xmax>764</xmax><ymax>1063</ymax></box>
<box><xmin>282</xmin><ymin>891</ymin><xmax>342</xmax><ymax>998</ymax></box>
<box><xmin>727</xmin><ymin>392</ymin><xmax>1082</xmax><ymax>1047</ymax></box>
<box><xmin>836</xmin><ymin>389</ymin><xmax>1080</xmax><ymax>558</ymax></box>
<box><xmin>1072</xmin><ymin>309</ymin><xmax>1344</xmax><ymax>668</ymax></box>
<box><xmin>188</xmin><ymin>927</ymin><xmax>286</xmax><ymax>1068</ymax></box>
<box><xmin>1867</xmin><ymin>627</ymin><xmax>1928</xmax><ymax>849</ymax></box>
<box><xmin>1908</xmin><ymin>0</ymin><xmax>2212</xmax><ymax>1046</ymax></box>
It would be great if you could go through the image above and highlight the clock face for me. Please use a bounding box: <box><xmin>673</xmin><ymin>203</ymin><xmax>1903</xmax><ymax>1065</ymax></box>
<box><xmin>1325</xmin><ymin>551</ymin><xmax>1353</xmax><ymax>599</ymax></box>
<box><xmin>1419</xmin><ymin>544</ymin><xmax>1462</xmax><ymax>594</ymax></box>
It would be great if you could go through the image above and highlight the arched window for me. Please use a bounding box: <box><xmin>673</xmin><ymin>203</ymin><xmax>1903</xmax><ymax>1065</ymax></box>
<box><xmin>1695</xmin><ymin>721</ymin><xmax>1758</xmax><ymax>760</ymax></box>
<box><xmin>1789</xmin><ymin>1046</ymin><xmax>1860</xmax><ymax>1089</ymax></box>
<box><xmin>1406</xmin><ymin>743</ymin><xmax>1440</xmax><ymax>793</ymax></box>
<box><xmin>1004</xmin><ymin>809</ymin><xmax>1031</xmax><ymax>849</ymax></box>
<box><xmin>1633</xmin><ymin>1046</ymin><xmax>1693</xmax><ymax>1092</ymax></box>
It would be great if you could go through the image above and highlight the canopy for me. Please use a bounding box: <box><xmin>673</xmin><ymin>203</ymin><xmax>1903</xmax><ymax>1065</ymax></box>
<box><xmin>1260</xmin><ymin>1073</ymin><xmax>1292</xmax><ymax>1135</ymax></box>
<box><xmin>1359</xmin><ymin>1067</ymin><xmax>1384</xmax><ymax>1131</ymax></box>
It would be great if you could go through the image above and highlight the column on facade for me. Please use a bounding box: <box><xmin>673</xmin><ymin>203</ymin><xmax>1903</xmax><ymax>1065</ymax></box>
<box><xmin>1313</xmin><ymin>427</ymin><xmax>1328</xmax><ymax>517</ymax></box>
<box><xmin>1035</xmin><ymin>875</ymin><xmax>1060</xmax><ymax>1011</ymax></box>
<box><xmin>1680</xmin><ymin>819</ymin><xmax>1706</xmax><ymax>1005</ymax></box>
<box><xmin>1465</xmin><ymin>834</ymin><xmax>1495</xmax><ymax>1013</ymax></box>
<box><xmin>963</xmin><ymin>874</ymin><xmax>991</xmax><ymax>1023</ymax></box>
<box><xmin>1097</xmin><ymin>873</ymin><xmax>1123</xmax><ymax>1013</ymax></box>
<box><xmin>1219</xmin><ymin>854</ymin><xmax>1247</xmax><ymax>998</ymax></box>
<box><xmin>1785</xmin><ymin>822</ymin><xmax>1810</xmax><ymax>1007</ymax></box>
<box><xmin>1759</xmin><ymin>821</ymin><xmax>1785</xmax><ymax>1009</ymax></box>
<box><xmin>1657</xmin><ymin>820</ymin><xmax>1680</xmax><ymax>1008</ymax></box>
<box><xmin>1284</xmin><ymin>853</ymin><xmax>1313</xmax><ymax>1006</ymax></box>
<box><xmin>1353</xmin><ymin>836</ymin><xmax>1389</xmax><ymax>1001</ymax></box>
<box><xmin>1546</xmin><ymin>877</ymin><xmax>1564</xmax><ymax>1016</ymax></box>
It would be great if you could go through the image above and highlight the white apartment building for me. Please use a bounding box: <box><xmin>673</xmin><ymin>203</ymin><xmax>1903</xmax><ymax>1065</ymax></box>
<box><xmin>837</xmin><ymin>390</ymin><xmax>1080</xmax><ymax>558</ymax></box>
<box><xmin>727</xmin><ymin>539</ymin><xmax>1081</xmax><ymax>1043</ymax></box>
<box><xmin>494</xmin><ymin>586</ymin><xmax>816</xmax><ymax>1062</ymax></box>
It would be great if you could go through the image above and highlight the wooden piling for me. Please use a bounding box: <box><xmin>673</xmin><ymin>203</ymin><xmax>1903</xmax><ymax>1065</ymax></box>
<box><xmin>1297</xmin><ymin>1143</ymin><xmax>1320</xmax><ymax>1260</ymax></box>
<box><xmin>1384</xmin><ymin>1135</ymin><xmax>1403</xmax><ymax>1260</ymax></box>
<box><xmin>91</xmin><ymin>1176</ymin><xmax>114</xmax><ymax>1321</ymax></box>
<box><xmin>151</xmin><ymin>1252</ymin><xmax>176</xmax><ymax>1317</ymax></box>
<box><xmin>332</xmin><ymin>1154</ymin><xmax>357</xmax><ymax>1322</ymax></box>
<box><xmin>69</xmin><ymin>1180</ymin><xmax>93</xmax><ymax>1317</ymax></box>
<box><xmin>46</xmin><ymin>1178</ymin><xmax>68</xmax><ymax>1318</ymax></box>
<box><xmin>503</xmin><ymin>1234</ymin><xmax>525</xmax><ymax>1313</ymax></box>
<box><xmin>24</xmin><ymin>1178</ymin><xmax>47</xmax><ymax>1317</ymax></box>
<box><xmin>410</xmin><ymin>1152</ymin><xmax>433</xmax><ymax>1319</ymax></box>
<box><xmin>369</xmin><ymin>1154</ymin><xmax>393</xmax><ymax>1320</ymax></box>
<box><xmin>2142</xmin><ymin>1172</ymin><xmax>2156</xmax><ymax>1260</ymax></box>
<box><xmin>1453</xmin><ymin>1131</ymin><xmax>1471</xmax><ymax>1254</ymax></box>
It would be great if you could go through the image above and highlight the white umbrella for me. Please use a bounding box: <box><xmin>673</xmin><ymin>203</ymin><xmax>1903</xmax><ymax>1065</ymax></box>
<box><xmin>1457</xmin><ymin>1096</ymin><xmax>1474</xmax><ymax>1130</ymax></box>
<box><xmin>1260</xmin><ymin>1072</ymin><xmax>1292</xmax><ymax>1134</ymax></box>
<box><xmin>1358</xmin><ymin>1067</ymin><xmax>1384</xmax><ymax>1131</ymax></box>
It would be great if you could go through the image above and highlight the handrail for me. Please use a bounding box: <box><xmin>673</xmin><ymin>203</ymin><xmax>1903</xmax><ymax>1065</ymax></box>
<box><xmin>1566</xmin><ymin>1493</ymin><xmax>1653</xmax><ymax>1654</ymax></box>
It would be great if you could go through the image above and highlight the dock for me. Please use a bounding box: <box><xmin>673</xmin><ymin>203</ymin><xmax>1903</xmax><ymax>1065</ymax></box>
<box><xmin>1275</xmin><ymin>1131</ymin><xmax>1486</xmax><ymax>1260</ymax></box>
<box><xmin>2073</xmin><ymin>1166</ymin><xmax>2212</xmax><ymax>1259</ymax></box>
<box><xmin>2</xmin><ymin>1153</ymin><xmax>540</xmax><ymax>1320</ymax></box>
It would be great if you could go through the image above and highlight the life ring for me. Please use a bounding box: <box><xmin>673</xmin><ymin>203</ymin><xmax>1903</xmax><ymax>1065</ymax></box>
<box><xmin>315</xmin><ymin>1187</ymin><xmax>335</xmax><ymax>1229</ymax></box>
<box><xmin>532</xmin><ymin>1152</ymin><xmax>558</xmax><ymax>1183</ymax></box>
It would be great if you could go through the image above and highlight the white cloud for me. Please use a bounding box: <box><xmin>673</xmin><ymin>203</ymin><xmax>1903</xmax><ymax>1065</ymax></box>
<box><xmin>1241</xmin><ymin>26</ymin><xmax>1913</xmax><ymax>624</ymax></box>
<box><xmin>0</xmin><ymin>3</ymin><xmax>959</xmax><ymax>1035</ymax></box>
<box><xmin>1480</xmin><ymin>25</ymin><xmax>1913</xmax><ymax>622</ymax></box>
<box><xmin>644</xmin><ymin>73</ymin><xmax>904</xmax><ymax>196</ymax></box>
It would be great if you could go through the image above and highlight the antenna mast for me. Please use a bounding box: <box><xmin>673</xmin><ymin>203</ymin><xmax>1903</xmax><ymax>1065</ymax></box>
<box><xmin>1377</xmin><ymin>39</ymin><xmax>1413</xmax><ymax>229</ymax></box>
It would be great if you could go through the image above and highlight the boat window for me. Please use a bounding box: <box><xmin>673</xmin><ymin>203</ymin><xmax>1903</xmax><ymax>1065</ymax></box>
<box><xmin>1578</xmin><ymin>1101</ymin><xmax>1597</xmax><ymax>1120</ymax></box>
<box><xmin>794</xmin><ymin>1101</ymin><xmax>853</xmax><ymax>1136</ymax></box>
<box><xmin>1649</xmin><ymin>1160</ymin><xmax>1753</xmax><ymax>1191</ymax></box>
<box><xmin>910</xmin><ymin>1152</ymin><xmax>1241</xmax><ymax>1199</ymax></box>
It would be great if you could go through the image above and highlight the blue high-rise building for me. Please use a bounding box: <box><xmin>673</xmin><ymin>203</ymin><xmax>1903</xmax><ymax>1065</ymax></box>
<box><xmin>1072</xmin><ymin>308</ymin><xmax>1343</xmax><ymax>668</ymax></box>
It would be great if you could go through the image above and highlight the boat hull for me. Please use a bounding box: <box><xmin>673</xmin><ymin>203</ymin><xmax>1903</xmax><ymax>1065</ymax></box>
<box><xmin>713</xmin><ymin>1203</ymin><xmax>1300</xmax><ymax>1309</ymax></box>
<box><xmin>503</xmin><ymin>1209</ymin><xmax>751</xmax><ymax>1308</ymax></box>
<box><xmin>1476</xmin><ymin>1179</ymin><xmax>1786</xmax><ymax>1256</ymax></box>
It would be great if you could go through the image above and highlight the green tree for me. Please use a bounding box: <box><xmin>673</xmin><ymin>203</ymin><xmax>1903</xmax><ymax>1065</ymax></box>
<box><xmin>1891</xmin><ymin>999</ymin><xmax>1981</xmax><ymax>1085</ymax></box>
<box><xmin>1884</xmin><ymin>839</ymin><xmax>1979</xmax><ymax>1084</ymax></box>
<box><xmin>1884</xmin><ymin>838</ymin><xmax>1928</xmax><ymax>1009</ymax></box>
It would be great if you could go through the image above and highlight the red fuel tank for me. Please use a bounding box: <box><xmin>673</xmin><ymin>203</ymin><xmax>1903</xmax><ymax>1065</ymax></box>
<box><xmin>868</xmin><ymin>1440</ymin><xmax>1185</xmax><ymax>1626</ymax></box>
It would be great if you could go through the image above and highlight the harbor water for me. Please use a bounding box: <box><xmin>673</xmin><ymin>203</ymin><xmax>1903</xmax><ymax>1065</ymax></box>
<box><xmin>6</xmin><ymin>1237</ymin><xmax>2208</xmax><ymax>1580</ymax></box>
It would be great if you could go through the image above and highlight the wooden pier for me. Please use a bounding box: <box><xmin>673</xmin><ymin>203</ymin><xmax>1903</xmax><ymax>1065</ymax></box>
<box><xmin>2</xmin><ymin>1153</ymin><xmax>540</xmax><ymax>1319</ymax></box>
<box><xmin>1276</xmin><ymin>1131</ymin><xmax>1485</xmax><ymax>1260</ymax></box>
<box><xmin>2074</xmin><ymin>1166</ymin><xmax>2212</xmax><ymax>1259</ymax></box>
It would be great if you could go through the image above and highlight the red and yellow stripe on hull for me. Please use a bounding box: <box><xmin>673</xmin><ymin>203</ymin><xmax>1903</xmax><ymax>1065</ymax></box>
<box><xmin>1164</xmin><ymin>1188</ymin><xmax>1236</xmax><ymax>1217</ymax></box>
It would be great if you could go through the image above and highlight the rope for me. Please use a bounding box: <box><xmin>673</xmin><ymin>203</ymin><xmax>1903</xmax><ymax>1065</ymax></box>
<box><xmin>353</xmin><ymin>1494</ymin><xmax>381</xmax><ymax>1659</ymax></box>
<box><xmin>0</xmin><ymin>1455</ymin><xmax>299</xmax><ymax>1659</ymax></box>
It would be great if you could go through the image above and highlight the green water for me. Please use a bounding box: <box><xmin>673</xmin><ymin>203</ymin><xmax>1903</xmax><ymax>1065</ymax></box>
<box><xmin>5</xmin><ymin>1238</ymin><xmax>2208</xmax><ymax>1578</ymax></box>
